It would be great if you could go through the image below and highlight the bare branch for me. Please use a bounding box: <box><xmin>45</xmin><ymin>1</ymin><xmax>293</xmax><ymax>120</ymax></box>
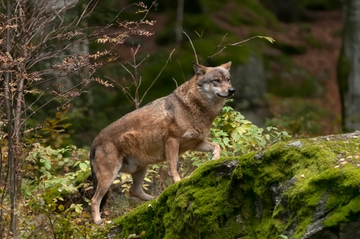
<box><xmin>75</xmin><ymin>0</ymin><xmax>99</xmax><ymax>27</ymax></box>
<box><xmin>20</xmin><ymin>81</ymin><xmax>84</xmax><ymax>128</ymax></box>
<box><xmin>21</xmin><ymin>88</ymin><xmax>49</xmax><ymax>116</ymax></box>
<box><xmin>182</xmin><ymin>30</ymin><xmax>198</xmax><ymax>64</ymax></box>
<box><xmin>206</xmin><ymin>35</ymin><xmax>275</xmax><ymax>63</ymax></box>
<box><xmin>204</xmin><ymin>33</ymin><xmax>228</xmax><ymax>64</ymax></box>
<box><xmin>140</xmin><ymin>48</ymin><xmax>176</xmax><ymax>104</ymax></box>
<box><xmin>172</xmin><ymin>77</ymin><xmax>179</xmax><ymax>88</ymax></box>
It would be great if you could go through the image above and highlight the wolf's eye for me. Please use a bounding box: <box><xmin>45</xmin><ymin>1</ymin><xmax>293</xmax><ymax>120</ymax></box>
<box><xmin>213</xmin><ymin>79</ymin><xmax>221</xmax><ymax>84</ymax></box>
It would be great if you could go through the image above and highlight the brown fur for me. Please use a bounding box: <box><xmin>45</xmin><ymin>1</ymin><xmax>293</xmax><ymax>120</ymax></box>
<box><xmin>90</xmin><ymin>62</ymin><xmax>234</xmax><ymax>224</ymax></box>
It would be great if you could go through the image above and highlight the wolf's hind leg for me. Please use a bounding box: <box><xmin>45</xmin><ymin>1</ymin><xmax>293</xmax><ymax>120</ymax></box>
<box><xmin>91</xmin><ymin>151</ymin><xmax>122</xmax><ymax>225</ymax></box>
<box><xmin>130</xmin><ymin>166</ymin><xmax>154</xmax><ymax>201</ymax></box>
<box><xmin>193</xmin><ymin>140</ymin><xmax>221</xmax><ymax>159</ymax></box>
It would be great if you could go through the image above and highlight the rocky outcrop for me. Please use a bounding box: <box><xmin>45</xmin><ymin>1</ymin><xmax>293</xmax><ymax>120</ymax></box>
<box><xmin>104</xmin><ymin>131</ymin><xmax>360</xmax><ymax>239</ymax></box>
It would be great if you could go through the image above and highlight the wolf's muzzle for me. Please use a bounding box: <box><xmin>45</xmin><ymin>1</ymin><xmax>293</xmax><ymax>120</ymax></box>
<box><xmin>228</xmin><ymin>87</ymin><xmax>235</xmax><ymax>96</ymax></box>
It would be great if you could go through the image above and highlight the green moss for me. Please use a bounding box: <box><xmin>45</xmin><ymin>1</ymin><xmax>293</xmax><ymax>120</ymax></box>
<box><xmin>324</xmin><ymin>196</ymin><xmax>360</xmax><ymax>227</ymax></box>
<box><xmin>293</xmin><ymin>217</ymin><xmax>312</xmax><ymax>239</ymax></box>
<box><xmin>103</xmin><ymin>135</ymin><xmax>360</xmax><ymax>239</ymax></box>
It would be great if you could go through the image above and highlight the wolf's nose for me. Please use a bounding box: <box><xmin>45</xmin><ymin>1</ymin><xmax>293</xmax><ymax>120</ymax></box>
<box><xmin>228</xmin><ymin>87</ymin><xmax>235</xmax><ymax>95</ymax></box>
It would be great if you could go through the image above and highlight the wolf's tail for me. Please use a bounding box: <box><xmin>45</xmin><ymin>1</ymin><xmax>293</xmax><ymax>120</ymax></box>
<box><xmin>90</xmin><ymin>146</ymin><xmax>97</xmax><ymax>192</ymax></box>
<box><xmin>90</xmin><ymin>146</ymin><xmax>108</xmax><ymax>209</ymax></box>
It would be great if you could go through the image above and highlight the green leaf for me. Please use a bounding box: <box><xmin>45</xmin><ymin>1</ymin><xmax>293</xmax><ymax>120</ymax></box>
<box><xmin>55</xmin><ymin>112</ymin><xmax>62</xmax><ymax>119</ymax></box>
<box><xmin>223</xmin><ymin>137</ymin><xmax>230</xmax><ymax>146</ymax></box>
<box><xmin>44</xmin><ymin>161</ymin><xmax>51</xmax><ymax>170</ymax></box>
<box><xmin>58</xmin><ymin>204</ymin><xmax>65</xmax><ymax>211</ymax></box>
<box><xmin>258</xmin><ymin>35</ymin><xmax>276</xmax><ymax>43</ymax></box>
<box><xmin>74</xmin><ymin>205</ymin><xmax>82</xmax><ymax>213</ymax></box>
<box><xmin>278</xmin><ymin>235</ymin><xmax>288</xmax><ymax>239</ymax></box>
<box><xmin>113</xmin><ymin>179</ymin><xmax>121</xmax><ymax>184</ymax></box>
<box><xmin>63</xmin><ymin>123</ymin><xmax>72</xmax><ymax>129</ymax></box>
<box><xmin>79</xmin><ymin>162</ymin><xmax>87</xmax><ymax>171</ymax></box>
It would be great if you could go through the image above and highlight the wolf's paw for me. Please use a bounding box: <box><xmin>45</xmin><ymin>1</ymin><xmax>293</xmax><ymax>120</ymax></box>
<box><xmin>130</xmin><ymin>189</ymin><xmax>155</xmax><ymax>201</ymax></box>
<box><xmin>211</xmin><ymin>144</ymin><xmax>221</xmax><ymax>159</ymax></box>
<box><xmin>173</xmin><ymin>175</ymin><xmax>181</xmax><ymax>183</ymax></box>
<box><xmin>94</xmin><ymin>218</ymin><xmax>103</xmax><ymax>225</ymax></box>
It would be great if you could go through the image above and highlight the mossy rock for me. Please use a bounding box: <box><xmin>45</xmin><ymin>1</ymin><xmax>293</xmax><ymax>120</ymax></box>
<box><xmin>100</xmin><ymin>131</ymin><xmax>360</xmax><ymax>239</ymax></box>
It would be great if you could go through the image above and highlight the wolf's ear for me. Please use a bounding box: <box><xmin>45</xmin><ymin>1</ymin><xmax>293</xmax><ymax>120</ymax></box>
<box><xmin>193</xmin><ymin>62</ymin><xmax>207</xmax><ymax>75</ymax></box>
<box><xmin>220</xmin><ymin>61</ymin><xmax>232</xmax><ymax>71</ymax></box>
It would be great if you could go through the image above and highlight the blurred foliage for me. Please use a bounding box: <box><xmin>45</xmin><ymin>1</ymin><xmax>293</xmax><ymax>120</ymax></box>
<box><xmin>265</xmin><ymin>54</ymin><xmax>324</xmax><ymax>98</ymax></box>
<box><xmin>266</xmin><ymin>97</ymin><xmax>338</xmax><ymax>137</ymax></box>
<box><xmin>297</xmin><ymin>0</ymin><xmax>342</xmax><ymax>10</ymax></box>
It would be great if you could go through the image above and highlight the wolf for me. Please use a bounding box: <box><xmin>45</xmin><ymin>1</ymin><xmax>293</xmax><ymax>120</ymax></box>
<box><xmin>90</xmin><ymin>61</ymin><xmax>234</xmax><ymax>224</ymax></box>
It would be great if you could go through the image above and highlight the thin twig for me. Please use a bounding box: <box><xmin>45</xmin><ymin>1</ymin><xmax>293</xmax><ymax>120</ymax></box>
<box><xmin>206</xmin><ymin>35</ymin><xmax>275</xmax><ymax>63</ymax></box>
<box><xmin>182</xmin><ymin>30</ymin><xmax>198</xmax><ymax>64</ymax></box>
<box><xmin>140</xmin><ymin>48</ymin><xmax>176</xmax><ymax>104</ymax></box>
<box><xmin>204</xmin><ymin>33</ymin><xmax>228</xmax><ymax>65</ymax></box>
<box><xmin>172</xmin><ymin>78</ymin><xmax>179</xmax><ymax>88</ymax></box>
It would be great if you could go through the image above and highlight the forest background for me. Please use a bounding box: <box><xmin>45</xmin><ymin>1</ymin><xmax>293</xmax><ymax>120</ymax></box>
<box><xmin>0</xmin><ymin>0</ymin><xmax>358</xmax><ymax>238</ymax></box>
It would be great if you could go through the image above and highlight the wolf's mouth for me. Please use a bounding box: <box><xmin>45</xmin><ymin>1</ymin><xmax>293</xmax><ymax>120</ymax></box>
<box><xmin>216</xmin><ymin>93</ymin><xmax>233</xmax><ymax>98</ymax></box>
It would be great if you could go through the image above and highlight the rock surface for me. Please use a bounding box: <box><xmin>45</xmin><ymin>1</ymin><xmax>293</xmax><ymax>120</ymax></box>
<box><xmin>103</xmin><ymin>131</ymin><xmax>360</xmax><ymax>239</ymax></box>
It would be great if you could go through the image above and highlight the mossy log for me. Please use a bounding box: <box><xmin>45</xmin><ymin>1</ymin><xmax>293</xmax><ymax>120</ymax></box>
<box><xmin>103</xmin><ymin>131</ymin><xmax>360</xmax><ymax>239</ymax></box>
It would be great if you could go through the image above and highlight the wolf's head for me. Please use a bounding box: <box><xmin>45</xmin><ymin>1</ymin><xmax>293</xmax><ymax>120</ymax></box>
<box><xmin>194</xmin><ymin>61</ymin><xmax>235</xmax><ymax>101</ymax></box>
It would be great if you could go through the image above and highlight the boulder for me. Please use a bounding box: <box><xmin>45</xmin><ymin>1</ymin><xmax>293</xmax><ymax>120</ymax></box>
<box><xmin>104</xmin><ymin>131</ymin><xmax>360</xmax><ymax>239</ymax></box>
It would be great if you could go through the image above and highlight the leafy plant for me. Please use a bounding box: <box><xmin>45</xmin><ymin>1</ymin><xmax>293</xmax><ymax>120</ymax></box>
<box><xmin>18</xmin><ymin>143</ymin><xmax>95</xmax><ymax>238</ymax></box>
<box><xmin>212</xmin><ymin>103</ymin><xmax>290</xmax><ymax>156</ymax></box>
<box><xmin>180</xmin><ymin>103</ymin><xmax>291</xmax><ymax>168</ymax></box>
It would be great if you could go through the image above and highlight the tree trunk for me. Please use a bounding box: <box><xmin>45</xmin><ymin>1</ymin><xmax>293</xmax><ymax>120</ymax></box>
<box><xmin>4</xmin><ymin>0</ymin><xmax>18</xmax><ymax>235</ymax></box>
<box><xmin>337</xmin><ymin>0</ymin><xmax>360</xmax><ymax>131</ymax></box>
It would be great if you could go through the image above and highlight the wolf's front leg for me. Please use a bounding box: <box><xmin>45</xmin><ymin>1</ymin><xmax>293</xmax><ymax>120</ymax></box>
<box><xmin>193</xmin><ymin>140</ymin><xmax>221</xmax><ymax>159</ymax></box>
<box><xmin>166</xmin><ymin>138</ymin><xmax>181</xmax><ymax>182</ymax></box>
